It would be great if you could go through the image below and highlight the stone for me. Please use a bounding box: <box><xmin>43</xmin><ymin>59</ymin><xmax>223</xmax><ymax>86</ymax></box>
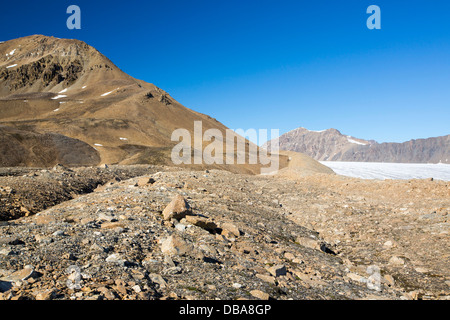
<box><xmin>52</xmin><ymin>164</ymin><xmax>69</xmax><ymax>172</ymax></box>
<box><xmin>163</xmin><ymin>266</ymin><xmax>182</xmax><ymax>275</ymax></box>
<box><xmin>221</xmin><ymin>222</ymin><xmax>241</xmax><ymax>238</ymax></box>
<box><xmin>185</xmin><ymin>215</ymin><xmax>217</xmax><ymax>231</ymax></box>
<box><xmin>106</xmin><ymin>254</ymin><xmax>126</xmax><ymax>266</ymax></box>
<box><xmin>52</xmin><ymin>230</ymin><xmax>65</xmax><ymax>237</ymax></box>
<box><xmin>384</xmin><ymin>274</ymin><xmax>395</xmax><ymax>286</ymax></box>
<box><xmin>90</xmin><ymin>243</ymin><xmax>106</xmax><ymax>253</ymax></box>
<box><xmin>405</xmin><ymin>290</ymin><xmax>420</xmax><ymax>300</ymax></box>
<box><xmin>35</xmin><ymin>288</ymin><xmax>58</xmax><ymax>300</ymax></box>
<box><xmin>0</xmin><ymin>248</ymin><xmax>12</xmax><ymax>256</ymax></box>
<box><xmin>114</xmin><ymin>284</ymin><xmax>128</xmax><ymax>296</ymax></box>
<box><xmin>296</xmin><ymin>236</ymin><xmax>320</xmax><ymax>250</ymax></box>
<box><xmin>131</xmin><ymin>269</ymin><xmax>146</xmax><ymax>280</ymax></box>
<box><xmin>175</xmin><ymin>223</ymin><xmax>187</xmax><ymax>232</ymax></box>
<box><xmin>1</xmin><ymin>266</ymin><xmax>36</xmax><ymax>282</ymax></box>
<box><xmin>389</xmin><ymin>256</ymin><xmax>405</xmax><ymax>266</ymax></box>
<box><xmin>162</xmin><ymin>195</ymin><xmax>191</xmax><ymax>220</ymax></box>
<box><xmin>347</xmin><ymin>273</ymin><xmax>363</xmax><ymax>282</ymax></box>
<box><xmin>284</xmin><ymin>252</ymin><xmax>296</xmax><ymax>261</ymax></box>
<box><xmin>267</xmin><ymin>265</ymin><xmax>287</xmax><ymax>277</ymax></box>
<box><xmin>164</xmin><ymin>255</ymin><xmax>176</xmax><ymax>267</ymax></box>
<box><xmin>20</xmin><ymin>206</ymin><xmax>30</xmax><ymax>216</ymax></box>
<box><xmin>383</xmin><ymin>240</ymin><xmax>393</xmax><ymax>248</ymax></box>
<box><xmin>149</xmin><ymin>273</ymin><xmax>167</xmax><ymax>288</ymax></box>
<box><xmin>256</xmin><ymin>274</ymin><xmax>276</xmax><ymax>285</ymax></box>
<box><xmin>98</xmin><ymin>286</ymin><xmax>116</xmax><ymax>300</ymax></box>
<box><xmin>250</xmin><ymin>290</ymin><xmax>270</xmax><ymax>300</ymax></box>
<box><xmin>137</xmin><ymin>177</ymin><xmax>155</xmax><ymax>187</ymax></box>
<box><xmin>101</xmin><ymin>222</ymin><xmax>125</xmax><ymax>229</ymax></box>
<box><xmin>132</xmin><ymin>285</ymin><xmax>141</xmax><ymax>293</ymax></box>
<box><xmin>98</xmin><ymin>212</ymin><xmax>116</xmax><ymax>221</ymax></box>
<box><xmin>160</xmin><ymin>235</ymin><xmax>192</xmax><ymax>256</ymax></box>
<box><xmin>80</xmin><ymin>217</ymin><xmax>95</xmax><ymax>225</ymax></box>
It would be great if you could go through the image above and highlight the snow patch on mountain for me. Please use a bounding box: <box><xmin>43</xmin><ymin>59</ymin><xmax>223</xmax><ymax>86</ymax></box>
<box><xmin>51</xmin><ymin>95</ymin><xmax>67</xmax><ymax>100</ymax></box>
<box><xmin>347</xmin><ymin>136</ymin><xmax>368</xmax><ymax>145</ymax></box>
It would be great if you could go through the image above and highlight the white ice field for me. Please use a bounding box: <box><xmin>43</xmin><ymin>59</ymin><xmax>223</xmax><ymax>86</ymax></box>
<box><xmin>320</xmin><ymin>161</ymin><xmax>450</xmax><ymax>181</ymax></box>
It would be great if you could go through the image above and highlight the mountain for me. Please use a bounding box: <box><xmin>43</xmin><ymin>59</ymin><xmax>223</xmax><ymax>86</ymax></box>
<box><xmin>0</xmin><ymin>35</ymin><xmax>284</xmax><ymax>173</ymax></box>
<box><xmin>263</xmin><ymin>127</ymin><xmax>450</xmax><ymax>164</ymax></box>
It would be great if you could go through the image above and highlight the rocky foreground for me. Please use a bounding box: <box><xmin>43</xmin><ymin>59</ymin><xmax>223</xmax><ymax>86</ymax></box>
<box><xmin>0</xmin><ymin>165</ymin><xmax>448</xmax><ymax>300</ymax></box>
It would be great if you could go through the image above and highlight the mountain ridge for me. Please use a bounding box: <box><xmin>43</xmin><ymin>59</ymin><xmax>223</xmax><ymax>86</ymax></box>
<box><xmin>263</xmin><ymin>127</ymin><xmax>450</xmax><ymax>164</ymax></box>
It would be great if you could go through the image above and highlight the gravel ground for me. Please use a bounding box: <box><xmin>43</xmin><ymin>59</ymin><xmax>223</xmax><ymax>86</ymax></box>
<box><xmin>0</xmin><ymin>166</ymin><xmax>448</xmax><ymax>300</ymax></box>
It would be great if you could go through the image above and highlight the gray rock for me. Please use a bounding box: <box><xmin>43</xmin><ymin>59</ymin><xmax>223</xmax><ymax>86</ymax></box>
<box><xmin>106</xmin><ymin>254</ymin><xmax>126</xmax><ymax>266</ymax></box>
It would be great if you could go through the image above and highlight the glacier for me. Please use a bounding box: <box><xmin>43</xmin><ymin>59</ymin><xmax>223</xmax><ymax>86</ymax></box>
<box><xmin>320</xmin><ymin>161</ymin><xmax>450</xmax><ymax>181</ymax></box>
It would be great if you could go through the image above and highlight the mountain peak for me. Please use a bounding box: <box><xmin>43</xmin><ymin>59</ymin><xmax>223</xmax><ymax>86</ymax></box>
<box><xmin>0</xmin><ymin>35</ymin><xmax>134</xmax><ymax>97</ymax></box>
<box><xmin>292</xmin><ymin>127</ymin><xmax>341</xmax><ymax>135</ymax></box>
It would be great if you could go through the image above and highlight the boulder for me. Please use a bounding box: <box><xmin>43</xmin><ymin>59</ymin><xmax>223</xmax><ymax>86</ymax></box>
<box><xmin>250</xmin><ymin>290</ymin><xmax>270</xmax><ymax>300</ymax></box>
<box><xmin>185</xmin><ymin>215</ymin><xmax>217</xmax><ymax>232</ymax></box>
<box><xmin>160</xmin><ymin>235</ymin><xmax>192</xmax><ymax>256</ymax></box>
<box><xmin>163</xmin><ymin>195</ymin><xmax>191</xmax><ymax>220</ymax></box>
<box><xmin>221</xmin><ymin>222</ymin><xmax>241</xmax><ymax>238</ymax></box>
<box><xmin>267</xmin><ymin>265</ymin><xmax>287</xmax><ymax>277</ymax></box>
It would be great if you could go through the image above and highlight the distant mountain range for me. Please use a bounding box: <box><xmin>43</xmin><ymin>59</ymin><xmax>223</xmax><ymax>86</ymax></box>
<box><xmin>263</xmin><ymin>127</ymin><xmax>450</xmax><ymax>164</ymax></box>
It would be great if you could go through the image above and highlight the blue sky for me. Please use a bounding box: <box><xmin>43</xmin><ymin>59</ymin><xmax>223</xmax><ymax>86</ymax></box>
<box><xmin>1</xmin><ymin>0</ymin><xmax>449</xmax><ymax>144</ymax></box>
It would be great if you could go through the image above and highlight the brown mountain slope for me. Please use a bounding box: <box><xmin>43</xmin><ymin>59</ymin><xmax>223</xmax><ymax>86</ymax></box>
<box><xmin>0</xmin><ymin>35</ymin><xmax>287</xmax><ymax>173</ymax></box>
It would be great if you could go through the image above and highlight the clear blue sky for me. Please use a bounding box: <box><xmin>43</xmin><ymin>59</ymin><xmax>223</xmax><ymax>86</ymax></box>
<box><xmin>1</xmin><ymin>0</ymin><xmax>449</xmax><ymax>144</ymax></box>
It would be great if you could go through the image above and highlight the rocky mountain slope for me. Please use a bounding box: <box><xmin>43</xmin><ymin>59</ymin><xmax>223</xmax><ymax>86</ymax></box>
<box><xmin>263</xmin><ymin>127</ymin><xmax>450</xmax><ymax>164</ymax></box>
<box><xmin>0</xmin><ymin>166</ymin><xmax>448</xmax><ymax>300</ymax></box>
<box><xmin>0</xmin><ymin>35</ymin><xmax>278</xmax><ymax>173</ymax></box>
